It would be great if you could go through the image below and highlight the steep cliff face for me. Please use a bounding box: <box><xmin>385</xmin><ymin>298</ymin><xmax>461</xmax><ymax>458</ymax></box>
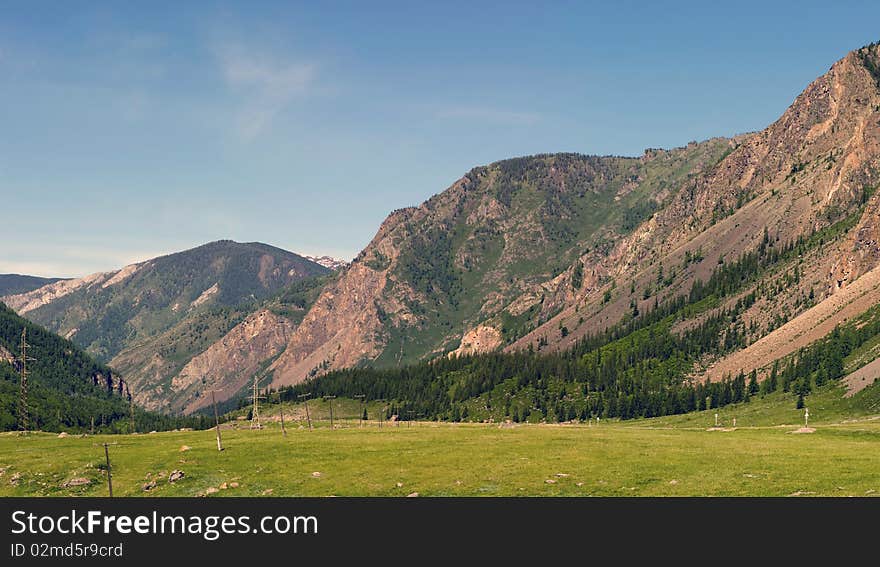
<box><xmin>171</xmin><ymin>309</ymin><xmax>296</xmax><ymax>414</ymax></box>
<box><xmin>269</xmin><ymin>141</ymin><xmax>735</xmax><ymax>387</ymax></box>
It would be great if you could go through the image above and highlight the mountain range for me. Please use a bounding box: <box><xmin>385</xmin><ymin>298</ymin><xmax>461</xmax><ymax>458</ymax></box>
<box><xmin>4</xmin><ymin>42</ymin><xmax>880</xmax><ymax>418</ymax></box>
<box><xmin>268</xmin><ymin>43</ymin><xmax>880</xmax><ymax>393</ymax></box>
<box><xmin>1</xmin><ymin>241</ymin><xmax>331</xmax><ymax>413</ymax></box>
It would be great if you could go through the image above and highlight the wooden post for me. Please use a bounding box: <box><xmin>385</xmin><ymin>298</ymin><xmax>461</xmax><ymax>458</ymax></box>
<box><xmin>376</xmin><ymin>400</ymin><xmax>385</xmax><ymax>428</ymax></box>
<box><xmin>90</xmin><ymin>416</ymin><xmax>95</xmax><ymax>436</ymax></box>
<box><xmin>355</xmin><ymin>394</ymin><xmax>365</xmax><ymax>428</ymax></box>
<box><xmin>211</xmin><ymin>390</ymin><xmax>223</xmax><ymax>451</ymax></box>
<box><xmin>325</xmin><ymin>396</ymin><xmax>336</xmax><ymax>429</ymax></box>
<box><xmin>103</xmin><ymin>443</ymin><xmax>113</xmax><ymax>497</ymax></box>
<box><xmin>279</xmin><ymin>400</ymin><xmax>287</xmax><ymax>437</ymax></box>
<box><xmin>127</xmin><ymin>386</ymin><xmax>135</xmax><ymax>434</ymax></box>
<box><xmin>298</xmin><ymin>393</ymin><xmax>312</xmax><ymax>431</ymax></box>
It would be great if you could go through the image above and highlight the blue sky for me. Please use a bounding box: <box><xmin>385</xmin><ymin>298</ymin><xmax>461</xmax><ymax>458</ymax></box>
<box><xmin>2</xmin><ymin>1</ymin><xmax>879</xmax><ymax>277</ymax></box>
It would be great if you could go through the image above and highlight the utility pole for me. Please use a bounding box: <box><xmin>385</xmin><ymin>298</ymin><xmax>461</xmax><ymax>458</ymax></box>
<box><xmin>279</xmin><ymin>393</ymin><xmax>287</xmax><ymax>437</ymax></box>
<box><xmin>298</xmin><ymin>393</ymin><xmax>312</xmax><ymax>430</ymax></box>
<box><xmin>355</xmin><ymin>394</ymin><xmax>366</xmax><ymax>427</ymax></box>
<box><xmin>375</xmin><ymin>399</ymin><xmax>386</xmax><ymax>428</ymax></box>
<box><xmin>17</xmin><ymin>329</ymin><xmax>34</xmax><ymax>433</ymax></box>
<box><xmin>90</xmin><ymin>416</ymin><xmax>95</xmax><ymax>436</ymax></box>
<box><xmin>324</xmin><ymin>396</ymin><xmax>336</xmax><ymax>429</ymax></box>
<box><xmin>103</xmin><ymin>443</ymin><xmax>113</xmax><ymax>497</ymax></box>
<box><xmin>210</xmin><ymin>390</ymin><xmax>224</xmax><ymax>451</ymax></box>
<box><xmin>126</xmin><ymin>384</ymin><xmax>135</xmax><ymax>434</ymax></box>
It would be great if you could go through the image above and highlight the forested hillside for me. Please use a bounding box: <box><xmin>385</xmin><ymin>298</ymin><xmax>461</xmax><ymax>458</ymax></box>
<box><xmin>275</xmin><ymin>242</ymin><xmax>880</xmax><ymax>422</ymax></box>
<box><xmin>0</xmin><ymin>302</ymin><xmax>208</xmax><ymax>432</ymax></box>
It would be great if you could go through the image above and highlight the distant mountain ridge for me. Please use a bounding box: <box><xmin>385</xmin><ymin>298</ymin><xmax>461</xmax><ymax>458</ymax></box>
<box><xmin>0</xmin><ymin>274</ymin><xmax>68</xmax><ymax>297</ymax></box>
<box><xmin>2</xmin><ymin>240</ymin><xmax>331</xmax><ymax>413</ymax></box>
<box><xmin>304</xmin><ymin>255</ymin><xmax>348</xmax><ymax>271</ymax></box>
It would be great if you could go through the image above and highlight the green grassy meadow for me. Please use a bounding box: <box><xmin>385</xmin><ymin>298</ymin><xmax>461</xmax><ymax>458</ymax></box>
<box><xmin>1</xmin><ymin>384</ymin><xmax>879</xmax><ymax>497</ymax></box>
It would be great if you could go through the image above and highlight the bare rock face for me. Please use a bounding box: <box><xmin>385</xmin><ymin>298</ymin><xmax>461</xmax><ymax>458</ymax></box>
<box><xmin>450</xmin><ymin>325</ymin><xmax>503</xmax><ymax>357</ymax></box>
<box><xmin>173</xmin><ymin>309</ymin><xmax>296</xmax><ymax>414</ymax></box>
<box><xmin>270</xmin><ymin>208</ymin><xmax>416</xmax><ymax>386</ymax></box>
<box><xmin>0</xmin><ymin>344</ymin><xmax>14</xmax><ymax>365</ymax></box>
<box><xmin>512</xmin><ymin>44</ymin><xmax>880</xmax><ymax>356</ymax></box>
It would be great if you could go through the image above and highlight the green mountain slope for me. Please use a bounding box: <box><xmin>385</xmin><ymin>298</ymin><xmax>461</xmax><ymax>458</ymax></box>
<box><xmin>4</xmin><ymin>240</ymin><xmax>329</xmax><ymax>362</ymax></box>
<box><xmin>0</xmin><ymin>302</ymin><xmax>205</xmax><ymax>432</ymax></box>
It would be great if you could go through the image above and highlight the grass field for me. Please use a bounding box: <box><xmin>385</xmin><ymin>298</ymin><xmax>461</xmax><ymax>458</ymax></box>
<box><xmin>1</xmin><ymin>385</ymin><xmax>879</xmax><ymax>497</ymax></box>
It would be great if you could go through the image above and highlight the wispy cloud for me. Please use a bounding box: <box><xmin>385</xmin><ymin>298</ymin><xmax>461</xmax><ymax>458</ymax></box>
<box><xmin>217</xmin><ymin>45</ymin><xmax>316</xmax><ymax>140</ymax></box>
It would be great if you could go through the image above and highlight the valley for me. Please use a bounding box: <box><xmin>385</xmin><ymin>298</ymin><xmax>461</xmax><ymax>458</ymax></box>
<box><xmin>1</xmin><ymin>381</ymin><xmax>878</xmax><ymax>497</ymax></box>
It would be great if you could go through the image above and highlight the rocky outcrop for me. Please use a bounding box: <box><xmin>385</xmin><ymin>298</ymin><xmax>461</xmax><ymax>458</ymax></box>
<box><xmin>450</xmin><ymin>325</ymin><xmax>503</xmax><ymax>357</ymax></box>
<box><xmin>0</xmin><ymin>344</ymin><xmax>14</xmax><ymax>365</ymax></box>
<box><xmin>269</xmin><ymin>239</ymin><xmax>399</xmax><ymax>386</ymax></box>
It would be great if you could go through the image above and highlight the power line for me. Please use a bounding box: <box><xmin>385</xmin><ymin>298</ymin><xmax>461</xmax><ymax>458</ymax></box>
<box><xmin>208</xmin><ymin>389</ymin><xmax>224</xmax><ymax>451</ymax></box>
<box><xmin>17</xmin><ymin>329</ymin><xmax>34</xmax><ymax>433</ymax></box>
